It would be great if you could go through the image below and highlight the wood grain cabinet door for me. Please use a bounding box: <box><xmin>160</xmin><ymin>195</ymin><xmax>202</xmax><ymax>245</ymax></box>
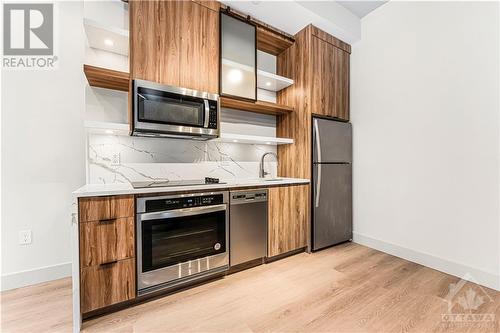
<box><xmin>80</xmin><ymin>217</ymin><xmax>135</xmax><ymax>268</ymax></box>
<box><xmin>268</xmin><ymin>185</ymin><xmax>309</xmax><ymax>257</ymax></box>
<box><xmin>80</xmin><ymin>259</ymin><xmax>135</xmax><ymax>313</ymax></box>
<box><xmin>79</xmin><ymin>195</ymin><xmax>134</xmax><ymax>222</ymax></box>
<box><xmin>130</xmin><ymin>0</ymin><xmax>219</xmax><ymax>94</ymax></box>
<box><xmin>311</xmin><ymin>36</ymin><xmax>350</xmax><ymax>120</ymax></box>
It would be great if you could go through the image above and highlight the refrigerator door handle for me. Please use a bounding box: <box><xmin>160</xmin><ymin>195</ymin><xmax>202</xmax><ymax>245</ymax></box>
<box><xmin>314</xmin><ymin>119</ymin><xmax>322</xmax><ymax>163</ymax></box>
<box><xmin>315</xmin><ymin>164</ymin><xmax>321</xmax><ymax>208</ymax></box>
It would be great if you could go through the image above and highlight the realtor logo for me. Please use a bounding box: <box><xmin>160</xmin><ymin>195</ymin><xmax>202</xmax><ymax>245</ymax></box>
<box><xmin>4</xmin><ymin>4</ymin><xmax>53</xmax><ymax>55</ymax></box>
<box><xmin>2</xmin><ymin>3</ymin><xmax>57</xmax><ymax>69</ymax></box>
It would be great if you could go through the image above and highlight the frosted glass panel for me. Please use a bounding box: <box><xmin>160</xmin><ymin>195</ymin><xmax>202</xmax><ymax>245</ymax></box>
<box><xmin>221</xmin><ymin>13</ymin><xmax>256</xmax><ymax>100</ymax></box>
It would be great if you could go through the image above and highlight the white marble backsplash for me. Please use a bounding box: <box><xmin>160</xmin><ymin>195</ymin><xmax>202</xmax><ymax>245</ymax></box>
<box><xmin>87</xmin><ymin>134</ymin><xmax>278</xmax><ymax>184</ymax></box>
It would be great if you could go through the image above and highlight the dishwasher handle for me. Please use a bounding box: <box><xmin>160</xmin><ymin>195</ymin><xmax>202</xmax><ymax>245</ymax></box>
<box><xmin>230</xmin><ymin>190</ymin><xmax>268</xmax><ymax>204</ymax></box>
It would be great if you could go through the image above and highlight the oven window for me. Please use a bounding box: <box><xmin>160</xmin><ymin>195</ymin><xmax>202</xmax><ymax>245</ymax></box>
<box><xmin>141</xmin><ymin>210</ymin><xmax>226</xmax><ymax>272</ymax></box>
<box><xmin>137</xmin><ymin>88</ymin><xmax>205</xmax><ymax>127</ymax></box>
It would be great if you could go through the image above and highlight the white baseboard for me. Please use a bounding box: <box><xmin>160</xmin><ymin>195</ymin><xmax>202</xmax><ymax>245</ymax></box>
<box><xmin>1</xmin><ymin>262</ymin><xmax>72</xmax><ymax>291</ymax></box>
<box><xmin>353</xmin><ymin>232</ymin><xmax>500</xmax><ymax>291</ymax></box>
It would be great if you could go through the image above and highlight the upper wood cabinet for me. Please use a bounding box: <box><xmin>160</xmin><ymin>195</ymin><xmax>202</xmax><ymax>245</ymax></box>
<box><xmin>129</xmin><ymin>0</ymin><xmax>219</xmax><ymax>94</ymax></box>
<box><xmin>277</xmin><ymin>24</ymin><xmax>351</xmax><ymax>121</ymax></box>
<box><xmin>311</xmin><ymin>36</ymin><xmax>350</xmax><ymax>120</ymax></box>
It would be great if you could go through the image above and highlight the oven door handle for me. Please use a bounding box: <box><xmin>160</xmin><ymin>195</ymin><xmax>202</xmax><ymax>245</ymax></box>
<box><xmin>138</xmin><ymin>204</ymin><xmax>226</xmax><ymax>221</ymax></box>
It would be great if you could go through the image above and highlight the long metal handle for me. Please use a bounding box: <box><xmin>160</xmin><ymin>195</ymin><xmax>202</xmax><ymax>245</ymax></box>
<box><xmin>314</xmin><ymin>119</ymin><xmax>322</xmax><ymax>208</ymax></box>
<box><xmin>139</xmin><ymin>204</ymin><xmax>226</xmax><ymax>221</ymax></box>
<box><xmin>314</xmin><ymin>119</ymin><xmax>322</xmax><ymax>163</ymax></box>
<box><xmin>204</xmin><ymin>100</ymin><xmax>210</xmax><ymax>128</ymax></box>
<box><xmin>315</xmin><ymin>164</ymin><xmax>321</xmax><ymax>208</ymax></box>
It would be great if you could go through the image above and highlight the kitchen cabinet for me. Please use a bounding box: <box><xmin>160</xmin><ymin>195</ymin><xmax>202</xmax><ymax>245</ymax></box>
<box><xmin>79</xmin><ymin>217</ymin><xmax>135</xmax><ymax>268</ymax></box>
<box><xmin>129</xmin><ymin>0</ymin><xmax>219</xmax><ymax>94</ymax></box>
<box><xmin>277</xmin><ymin>24</ymin><xmax>350</xmax><ymax>121</ymax></box>
<box><xmin>311</xmin><ymin>36</ymin><xmax>349</xmax><ymax>120</ymax></box>
<box><xmin>220</xmin><ymin>12</ymin><xmax>257</xmax><ymax>100</ymax></box>
<box><xmin>79</xmin><ymin>195</ymin><xmax>135</xmax><ymax>314</ymax></box>
<box><xmin>80</xmin><ymin>258</ymin><xmax>135</xmax><ymax>313</ymax></box>
<box><xmin>268</xmin><ymin>185</ymin><xmax>309</xmax><ymax>257</ymax></box>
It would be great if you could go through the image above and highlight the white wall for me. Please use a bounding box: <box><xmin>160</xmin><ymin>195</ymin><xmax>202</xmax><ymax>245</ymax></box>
<box><xmin>1</xmin><ymin>2</ymin><xmax>85</xmax><ymax>290</ymax></box>
<box><xmin>351</xmin><ymin>1</ymin><xmax>500</xmax><ymax>290</ymax></box>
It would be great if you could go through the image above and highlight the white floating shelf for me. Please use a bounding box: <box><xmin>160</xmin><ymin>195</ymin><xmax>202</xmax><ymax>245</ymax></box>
<box><xmin>222</xmin><ymin>58</ymin><xmax>294</xmax><ymax>93</ymax></box>
<box><xmin>84</xmin><ymin>121</ymin><xmax>294</xmax><ymax>145</ymax></box>
<box><xmin>84</xmin><ymin>121</ymin><xmax>129</xmax><ymax>136</ymax></box>
<box><xmin>257</xmin><ymin>70</ymin><xmax>293</xmax><ymax>92</ymax></box>
<box><xmin>84</xmin><ymin>18</ymin><xmax>129</xmax><ymax>56</ymax></box>
<box><xmin>216</xmin><ymin>133</ymin><xmax>293</xmax><ymax>145</ymax></box>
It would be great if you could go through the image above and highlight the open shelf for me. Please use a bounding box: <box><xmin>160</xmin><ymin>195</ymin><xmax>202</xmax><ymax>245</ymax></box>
<box><xmin>84</xmin><ymin>121</ymin><xmax>129</xmax><ymax>136</ymax></box>
<box><xmin>84</xmin><ymin>18</ymin><xmax>129</xmax><ymax>56</ymax></box>
<box><xmin>84</xmin><ymin>65</ymin><xmax>130</xmax><ymax>92</ymax></box>
<box><xmin>84</xmin><ymin>121</ymin><xmax>293</xmax><ymax>145</ymax></box>
<box><xmin>220</xmin><ymin>97</ymin><xmax>293</xmax><ymax>116</ymax></box>
<box><xmin>216</xmin><ymin>133</ymin><xmax>293</xmax><ymax>145</ymax></box>
<box><xmin>222</xmin><ymin>58</ymin><xmax>294</xmax><ymax>93</ymax></box>
<box><xmin>257</xmin><ymin>70</ymin><xmax>293</xmax><ymax>92</ymax></box>
<box><xmin>256</xmin><ymin>26</ymin><xmax>294</xmax><ymax>56</ymax></box>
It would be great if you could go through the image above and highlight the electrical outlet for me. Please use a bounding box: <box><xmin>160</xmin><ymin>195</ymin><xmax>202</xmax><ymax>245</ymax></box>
<box><xmin>111</xmin><ymin>152</ymin><xmax>120</xmax><ymax>166</ymax></box>
<box><xmin>19</xmin><ymin>230</ymin><xmax>32</xmax><ymax>245</ymax></box>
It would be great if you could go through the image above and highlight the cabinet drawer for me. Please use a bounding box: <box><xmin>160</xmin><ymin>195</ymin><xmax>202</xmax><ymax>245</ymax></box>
<box><xmin>79</xmin><ymin>195</ymin><xmax>134</xmax><ymax>222</ymax></box>
<box><xmin>80</xmin><ymin>258</ymin><xmax>135</xmax><ymax>313</ymax></box>
<box><xmin>80</xmin><ymin>217</ymin><xmax>135</xmax><ymax>268</ymax></box>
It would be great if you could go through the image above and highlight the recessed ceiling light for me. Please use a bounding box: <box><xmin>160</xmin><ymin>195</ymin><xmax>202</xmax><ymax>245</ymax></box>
<box><xmin>105</xmin><ymin>129</ymin><xmax>114</xmax><ymax>134</ymax></box>
<box><xmin>232</xmin><ymin>139</ymin><xmax>238</xmax><ymax>143</ymax></box>
<box><xmin>227</xmin><ymin>69</ymin><xmax>243</xmax><ymax>84</ymax></box>
<box><xmin>104</xmin><ymin>39</ymin><xmax>114</xmax><ymax>47</ymax></box>
<box><xmin>265</xmin><ymin>81</ymin><xmax>272</xmax><ymax>87</ymax></box>
<box><xmin>266</xmin><ymin>142</ymin><xmax>271</xmax><ymax>145</ymax></box>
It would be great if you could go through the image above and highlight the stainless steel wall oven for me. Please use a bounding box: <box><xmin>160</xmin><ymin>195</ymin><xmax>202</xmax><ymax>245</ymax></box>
<box><xmin>136</xmin><ymin>192</ymin><xmax>229</xmax><ymax>295</ymax></box>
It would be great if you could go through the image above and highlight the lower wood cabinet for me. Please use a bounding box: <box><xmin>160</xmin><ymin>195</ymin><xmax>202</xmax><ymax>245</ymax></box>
<box><xmin>79</xmin><ymin>195</ymin><xmax>136</xmax><ymax>314</ymax></box>
<box><xmin>79</xmin><ymin>217</ymin><xmax>135</xmax><ymax>268</ymax></box>
<box><xmin>268</xmin><ymin>185</ymin><xmax>309</xmax><ymax>257</ymax></box>
<box><xmin>80</xmin><ymin>258</ymin><xmax>136</xmax><ymax>313</ymax></box>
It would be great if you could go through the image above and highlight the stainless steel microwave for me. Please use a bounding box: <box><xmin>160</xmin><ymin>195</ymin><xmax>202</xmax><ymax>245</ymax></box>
<box><xmin>132</xmin><ymin>79</ymin><xmax>219</xmax><ymax>140</ymax></box>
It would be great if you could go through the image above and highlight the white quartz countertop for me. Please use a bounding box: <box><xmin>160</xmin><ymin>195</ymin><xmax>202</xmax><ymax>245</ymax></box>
<box><xmin>73</xmin><ymin>178</ymin><xmax>310</xmax><ymax>198</ymax></box>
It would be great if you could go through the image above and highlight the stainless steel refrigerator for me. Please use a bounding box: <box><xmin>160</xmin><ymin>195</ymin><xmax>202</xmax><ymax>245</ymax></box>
<box><xmin>312</xmin><ymin>117</ymin><xmax>352</xmax><ymax>251</ymax></box>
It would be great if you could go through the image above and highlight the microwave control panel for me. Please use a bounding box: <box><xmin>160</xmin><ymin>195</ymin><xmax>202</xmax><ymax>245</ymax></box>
<box><xmin>208</xmin><ymin>100</ymin><xmax>218</xmax><ymax>129</ymax></box>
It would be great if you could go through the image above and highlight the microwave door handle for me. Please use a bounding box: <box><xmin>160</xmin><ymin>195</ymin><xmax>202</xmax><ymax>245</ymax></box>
<box><xmin>203</xmin><ymin>100</ymin><xmax>210</xmax><ymax>128</ymax></box>
<box><xmin>139</xmin><ymin>204</ymin><xmax>226</xmax><ymax>221</ymax></box>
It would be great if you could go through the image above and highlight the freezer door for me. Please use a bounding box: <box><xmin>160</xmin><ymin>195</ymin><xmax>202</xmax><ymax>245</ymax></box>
<box><xmin>312</xmin><ymin>163</ymin><xmax>352</xmax><ymax>251</ymax></box>
<box><xmin>313</xmin><ymin>117</ymin><xmax>352</xmax><ymax>163</ymax></box>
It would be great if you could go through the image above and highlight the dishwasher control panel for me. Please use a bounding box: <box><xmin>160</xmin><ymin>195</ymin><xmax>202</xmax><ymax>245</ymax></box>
<box><xmin>231</xmin><ymin>191</ymin><xmax>267</xmax><ymax>203</ymax></box>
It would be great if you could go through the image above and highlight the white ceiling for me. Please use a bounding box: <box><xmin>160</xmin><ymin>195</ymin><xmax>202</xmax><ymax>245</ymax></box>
<box><xmin>336</xmin><ymin>1</ymin><xmax>388</xmax><ymax>18</ymax></box>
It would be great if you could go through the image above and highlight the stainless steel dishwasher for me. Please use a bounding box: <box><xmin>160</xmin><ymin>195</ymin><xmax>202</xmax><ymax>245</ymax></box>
<box><xmin>229</xmin><ymin>189</ymin><xmax>268</xmax><ymax>266</ymax></box>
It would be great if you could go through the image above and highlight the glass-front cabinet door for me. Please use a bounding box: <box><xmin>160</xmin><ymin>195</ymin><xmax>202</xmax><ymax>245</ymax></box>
<box><xmin>220</xmin><ymin>13</ymin><xmax>256</xmax><ymax>101</ymax></box>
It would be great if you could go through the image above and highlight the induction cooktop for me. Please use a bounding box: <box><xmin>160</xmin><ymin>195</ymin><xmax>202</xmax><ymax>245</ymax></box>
<box><xmin>131</xmin><ymin>177</ymin><xmax>224</xmax><ymax>189</ymax></box>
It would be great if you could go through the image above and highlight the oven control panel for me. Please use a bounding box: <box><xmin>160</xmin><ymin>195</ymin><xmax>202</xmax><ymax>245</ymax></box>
<box><xmin>145</xmin><ymin>194</ymin><xmax>225</xmax><ymax>212</ymax></box>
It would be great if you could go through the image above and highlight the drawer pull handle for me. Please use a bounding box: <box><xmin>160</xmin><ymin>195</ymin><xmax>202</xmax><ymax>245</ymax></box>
<box><xmin>100</xmin><ymin>260</ymin><xmax>118</xmax><ymax>267</ymax></box>
<box><xmin>99</xmin><ymin>218</ymin><xmax>117</xmax><ymax>224</ymax></box>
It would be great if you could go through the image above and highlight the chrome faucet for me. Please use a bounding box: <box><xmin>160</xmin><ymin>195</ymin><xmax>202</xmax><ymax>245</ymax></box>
<box><xmin>259</xmin><ymin>152</ymin><xmax>278</xmax><ymax>178</ymax></box>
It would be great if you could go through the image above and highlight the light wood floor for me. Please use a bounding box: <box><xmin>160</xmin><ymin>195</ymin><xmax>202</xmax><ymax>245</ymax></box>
<box><xmin>2</xmin><ymin>243</ymin><xmax>499</xmax><ymax>333</ymax></box>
